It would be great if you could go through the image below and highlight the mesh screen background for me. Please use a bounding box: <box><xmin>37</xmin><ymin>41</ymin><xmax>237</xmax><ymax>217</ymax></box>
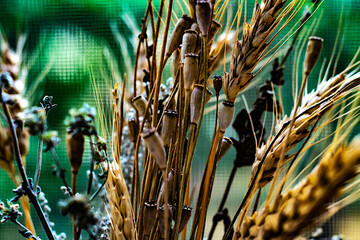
<box><xmin>0</xmin><ymin>0</ymin><xmax>360</xmax><ymax>239</ymax></box>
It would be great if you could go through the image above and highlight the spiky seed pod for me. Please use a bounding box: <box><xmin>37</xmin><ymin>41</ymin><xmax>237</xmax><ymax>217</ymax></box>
<box><xmin>190</xmin><ymin>84</ymin><xmax>213</xmax><ymax>124</ymax></box>
<box><xmin>196</xmin><ymin>0</ymin><xmax>212</xmax><ymax>36</ymax></box>
<box><xmin>143</xmin><ymin>201</ymin><xmax>157</xmax><ymax>237</ymax></box>
<box><xmin>132</xmin><ymin>95</ymin><xmax>148</xmax><ymax>117</ymax></box>
<box><xmin>161</xmin><ymin>110</ymin><xmax>178</xmax><ymax>146</ymax></box>
<box><xmin>218</xmin><ymin>100</ymin><xmax>235</xmax><ymax>132</ymax></box>
<box><xmin>304</xmin><ymin>36</ymin><xmax>323</xmax><ymax>76</ymax></box>
<box><xmin>158</xmin><ymin>205</ymin><xmax>173</xmax><ymax>239</ymax></box>
<box><xmin>213</xmin><ymin>75</ymin><xmax>223</xmax><ymax>96</ymax></box>
<box><xmin>166</xmin><ymin>15</ymin><xmax>194</xmax><ymax>57</ymax></box>
<box><xmin>181</xmin><ymin>30</ymin><xmax>198</xmax><ymax>60</ymax></box>
<box><xmin>183</xmin><ymin>53</ymin><xmax>199</xmax><ymax>91</ymax></box>
<box><xmin>127</xmin><ymin>119</ymin><xmax>139</xmax><ymax>143</ymax></box>
<box><xmin>66</xmin><ymin>131</ymin><xmax>84</xmax><ymax>176</ymax></box>
<box><xmin>223</xmin><ymin>0</ymin><xmax>287</xmax><ymax>102</ymax></box>
<box><xmin>235</xmin><ymin>137</ymin><xmax>360</xmax><ymax>240</ymax></box>
<box><xmin>217</xmin><ymin>137</ymin><xmax>232</xmax><ymax>162</ymax></box>
<box><xmin>179</xmin><ymin>205</ymin><xmax>193</xmax><ymax>233</ymax></box>
<box><xmin>207</xmin><ymin>20</ymin><xmax>221</xmax><ymax>45</ymax></box>
<box><xmin>142</xmin><ymin>128</ymin><xmax>167</xmax><ymax>172</ymax></box>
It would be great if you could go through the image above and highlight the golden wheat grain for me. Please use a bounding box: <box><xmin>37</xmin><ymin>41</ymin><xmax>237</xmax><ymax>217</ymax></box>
<box><xmin>223</xmin><ymin>0</ymin><xmax>289</xmax><ymax>102</ymax></box>
<box><xmin>107</xmin><ymin>161</ymin><xmax>136</xmax><ymax>240</ymax></box>
<box><xmin>251</xmin><ymin>72</ymin><xmax>360</xmax><ymax>188</ymax></box>
<box><xmin>234</xmin><ymin>136</ymin><xmax>360</xmax><ymax>240</ymax></box>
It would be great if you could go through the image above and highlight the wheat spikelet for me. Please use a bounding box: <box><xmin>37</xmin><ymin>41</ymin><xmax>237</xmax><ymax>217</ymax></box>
<box><xmin>234</xmin><ymin>136</ymin><xmax>360</xmax><ymax>240</ymax></box>
<box><xmin>251</xmin><ymin>72</ymin><xmax>360</xmax><ymax>188</ymax></box>
<box><xmin>107</xmin><ymin>161</ymin><xmax>136</xmax><ymax>240</ymax></box>
<box><xmin>223</xmin><ymin>0</ymin><xmax>289</xmax><ymax>102</ymax></box>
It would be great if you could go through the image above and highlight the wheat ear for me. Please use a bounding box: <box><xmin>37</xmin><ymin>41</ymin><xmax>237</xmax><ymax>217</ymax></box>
<box><xmin>251</xmin><ymin>72</ymin><xmax>360</xmax><ymax>188</ymax></box>
<box><xmin>223</xmin><ymin>0</ymin><xmax>291</xmax><ymax>102</ymax></box>
<box><xmin>234</xmin><ymin>136</ymin><xmax>360</xmax><ymax>240</ymax></box>
<box><xmin>107</xmin><ymin>162</ymin><xmax>136</xmax><ymax>240</ymax></box>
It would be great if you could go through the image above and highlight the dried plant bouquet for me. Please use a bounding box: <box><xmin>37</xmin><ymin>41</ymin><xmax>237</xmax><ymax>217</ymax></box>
<box><xmin>1</xmin><ymin>0</ymin><xmax>360</xmax><ymax>240</ymax></box>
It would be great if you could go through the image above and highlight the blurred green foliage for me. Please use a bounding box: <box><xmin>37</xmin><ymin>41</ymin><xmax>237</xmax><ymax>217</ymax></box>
<box><xmin>0</xmin><ymin>0</ymin><xmax>360</xmax><ymax>239</ymax></box>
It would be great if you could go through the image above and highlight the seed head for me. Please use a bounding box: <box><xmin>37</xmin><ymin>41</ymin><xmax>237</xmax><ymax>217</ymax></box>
<box><xmin>190</xmin><ymin>84</ymin><xmax>212</xmax><ymax>124</ymax></box>
<box><xmin>304</xmin><ymin>36</ymin><xmax>323</xmax><ymax>76</ymax></box>
<box><xmin>196</xmin><ymin>0</ymin><xmax>212</xmax><ymax>36</ymax></box>
<box><xmin>142</xmin><ymin>128</ymin><xmax>167</xmax><ymax>172</ymax></box>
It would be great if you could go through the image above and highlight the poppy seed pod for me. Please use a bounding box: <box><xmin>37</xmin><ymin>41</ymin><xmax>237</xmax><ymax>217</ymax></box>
<box><xmin>179</xmin><ymin>205</ymin><xmax>193</xmax><ymax>233</ymax></box>
<box><xmin>161</xmin><ymin>110</ymin><xmax>178</xmax><ymax>146</ymax></box>
<box><xmin>132</xmin><ymin>95</ymin><xmax>148</xmax><ymax>116</ymax></box>
<box><xmin>304</xmin><ymin>36</ymin><xmax>323</xmax><ymax>76</ymax></box>
<box><xmin>207</xmin><ymin>20</ymin><xmax>221</xmax><ymax>44</ymax></box>
<box><xmin>196</xmin><ymin>0</ymin><xmax>212</xmax><ymax>36</ymax></box>
<box><xmin>166</xmin><ymin>15</ymin><xmax>194</xmax><ymax>57</ymax></box>
<box><xmin>66</xmin><ymin>131</ymin><xmax>85</xmax><ymax>175</ymax></box>
<box><xmin>217</xmin><ymin>137</ymin><xmax>232</xmax><ymax>162</ymax></box>
<box><xmin>184</xmin><ymin>53</ymin><xmax>199</xmax><ymax>91</ymax></box>
<box><xmin>190</xmin><ymin>84</ymin><xmax>213</xmax><ymax>124</ymax></box>
<box><xmin>218</xmin><ymin>100</ymin><xmax>235</xmax><ymax>132</ymax></box>
<box><xmin>213</xmin><ymin>75</ymin><xmax>223</xmax><ymax>96</ymax></box>
<box><xmin>181</xmin><ymin>30</ymin><xmax>198</xmax><ymax>60</ymax></box>
<box><xmin>142</xmin><ymin>128</ymin><xmax>167</xmax><ymax>171</ymax></box>
<box><xmin>128</xmin><ymin>119</ymin><xmax>139</xmax><ymax>143</ymax></box>
<box><xmin>143</xmin><ymin>201</ymin><xmax>157</xmax><ymax>237</ymax></box>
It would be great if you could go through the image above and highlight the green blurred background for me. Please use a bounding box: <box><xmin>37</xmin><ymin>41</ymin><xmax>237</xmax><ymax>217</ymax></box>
<box><xmin>0</xmin><ymin>0</ymin><xmax>360</xmax><ymax>239</ymax></box>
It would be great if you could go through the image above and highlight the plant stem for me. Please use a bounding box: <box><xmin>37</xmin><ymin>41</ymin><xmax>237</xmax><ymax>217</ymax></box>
<box><xmin>87</xmin><ymin>136</ymin><xmax>96</xmax><ymax>195</ymax></box>
<box><xmin>208</xmin><ymin>164</ymin><xmax>237</xmax><ymax>240</ymax></box>
<box><xmin>33</xmin><ymin>134</ymin><xmax>43</xmax><ymax>192</ymax></box>
<box><xmin>0</xmin><ymin>90</ymin><xmax>55</xmax><ymax>240</ymax></box>
<box><xmin>12</xmin><ymin>220</ymin><xmax>39</xmax><ymax>240</ymax></box>
<box><xmin>50</xmin><ymin>148</ymin><xmax>72</xmax><ymax>196</ymax></box>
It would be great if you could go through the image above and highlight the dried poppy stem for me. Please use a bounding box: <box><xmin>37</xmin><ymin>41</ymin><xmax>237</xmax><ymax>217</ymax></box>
<box><xmin>0</xmin><ymin>88</ymin><xmax>55</xmax><ymax>240</ymax></box>
<box><xmin>152</xmin><ymin>0</ymin><xmax>174</xmax><ymax>127</ymax></box>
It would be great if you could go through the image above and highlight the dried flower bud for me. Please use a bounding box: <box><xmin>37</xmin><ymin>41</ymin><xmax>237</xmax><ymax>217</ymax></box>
<box><xmin>128</xmin><ymin>119</ymin><xmax>139</xmax><ymax>142</ymax></box>
<box><xmin>190</xmin><ymin>84</ymin><xmax>213</xmax><ymax>124</ymax></box>
<box><xmin>217</xmin><ymin>137</ymin><xmax>232</xmax><ymax>162</ymax></box>
<box><xmin>142</xmin><ymin>128</ymin><xmax>167</xmax><ymax>171</ymax></box>
<box><xmin>161</xmin><ymin>110</ymin><xmax>178</xmax><ymax>146</ymax></box>
<box><xmin>66</xmin><ymin>131</ymin><xmax>84</xmax><ymax>175</ymax></box>
<box><xmin>304</xmin><ymin>36</ymin><xmax>323</xmax><ymax>76</ymax></box>
<box><xmin>41</xmin><ymin>131</ymin><xmax>60</xmax><ymax>152</ymax></box>
<box><xmin>166</xmin><ymin>15</ymin><xmax>194</xmax><ymax>57</ymax></box>
<box><xmin>207</xmin><ymin>20</ymin><xmax>221</xmax><ymax>44</ymax></box>
<box><xmin>21</xmin><ymin>107</ymin><xmax>46</xmax><ymax>135</ymax></box>
<box><xmin>184</xmin><ymin>53</ymin><xmax>199</xmax><ymax>91</ymax></box>
<box><xmin>143</xmin><ymin>201</ymin><xmax>157</xmax><ymax>236</ymax></box>
<box><xmin>219</xmin><ymin>100</ymin><xmax>235</xmax><ymax>132</ymax></box>
<box><xmin>181</xmin><ymin>30</ymin><xmax>198</xmax><ymax>60</ymax></box>
<box><xmin>132</xmin><ymin>95</ymin><xmax>148</xmax><ymax>116</ymax></box>
<box><xmin>213</xmin><ymin>75</ymin><xmax>223</xmax><ymax>96</ymax></box>
<box><xmin>179</xmin><ymin>205</ymin><xmax>193</xmax><ymax>233</ymax></box>
<box><xmin>158</xmin><ymin>205</ymin><xmax>173</xmax><ymax>239</ymax></box>
<box><xmin>196</xmin><ymin>0</ymin><xmax>212</xmax><ymax>36</ymax></box>
<box><xmin>0</xmin><ymin>72</ymin><xmax>14</xmax><ymax>90</ymax></box>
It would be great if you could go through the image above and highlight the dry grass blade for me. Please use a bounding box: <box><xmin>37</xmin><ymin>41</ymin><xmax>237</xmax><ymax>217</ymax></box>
<box><xmin>234</xmin><ymin>136</ymin><xmax>360</xmax><ymax>240</ymax></box>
